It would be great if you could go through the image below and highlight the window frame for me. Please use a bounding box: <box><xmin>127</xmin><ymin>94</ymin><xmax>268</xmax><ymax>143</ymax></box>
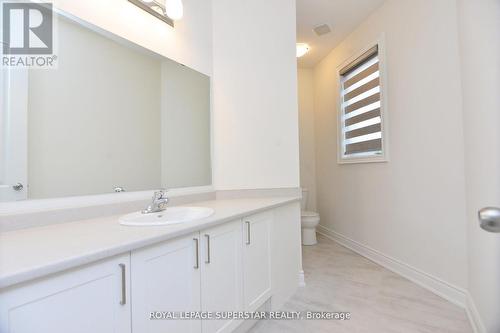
<box><xmin>336</xmin><ymin>36</ymin><xmax>389</xmax><ymax>164</ymax></box>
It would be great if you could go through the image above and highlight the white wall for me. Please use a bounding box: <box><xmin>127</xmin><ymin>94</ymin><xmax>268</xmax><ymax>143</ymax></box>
<box><xmin>211</xmin><ymin>0</ymin><xmax>300</xmax><ymax>190</ymax></box>
<box><xmin>54</xmin><ymin>0</ymin><xmax>213</xmax><ymax>76</ymax></box>
<box><xmin>457</xmin><ymin>0</ymin><xmax>500</xmax><ymax>331</ymax></box>
<box><xmin>297</xmin><ymin>68</ymin><xmax>317</xmax><ymax>211</ymax></box>
<box><xmin>313</xmin><ymin>0</ymin><xmax>468</xmax><ymax>290</ymax></box>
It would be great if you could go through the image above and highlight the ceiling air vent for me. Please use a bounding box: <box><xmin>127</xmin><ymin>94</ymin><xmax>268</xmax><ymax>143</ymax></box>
<box><xmin>313</xmin><ymin>24</ymin><xmax>331</xmax><ymax>36</ymax></box>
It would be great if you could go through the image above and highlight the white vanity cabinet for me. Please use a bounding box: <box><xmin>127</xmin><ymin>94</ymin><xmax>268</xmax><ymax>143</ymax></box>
<box><xmin>0</xmin><ymin>254</ymin><xmax>131</xmax><ymax>333</ymax></box>
<box><xmin>131</xmin><ymin>220</ymin><xmax>243</xmax><ymax>333</ymax></box>
<box><xmin>131</xmin><ymin>232</ymin><xmax>202</xmax><ymax>333</ymax></box>
<box><xmin>0</xmin><ymin>202</ymin><xmax>302</xmax><ymax>333</ymax></box>
<box><xmin>242</xmin><ymin>211</ymin><xmax>272</xmax><ymax>311</ymax></box>
<box><xmin>200</xmin><ymin>220</ymin><xmax>243</xmax><ymax>333</ymax></box>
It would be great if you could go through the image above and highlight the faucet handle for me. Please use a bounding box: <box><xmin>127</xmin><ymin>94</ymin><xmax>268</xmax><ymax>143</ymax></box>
<box><xmin>153</xmin><ymin>189</ymin><xmax>167</xmax><ymax>200</ymax></box>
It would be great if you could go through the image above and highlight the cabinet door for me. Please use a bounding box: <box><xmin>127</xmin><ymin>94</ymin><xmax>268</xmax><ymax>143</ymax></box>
<box><xmin>0</xmin><ymin>254</ymin><xmax>131</xmax><ymax>333</ymax></box>
<box><xmin>201</xmin><ymin>220</ymin><xmax>243</xmax><ymax>333</ymax></box>
<box><xmin>131</xmin><ymin>233</ymin><xmax>201</xmax><ymax>333</ymax></box>
<box><xmin>242</xmin><ymin>211</ymin><xmax>272</xmax><ymax>311</ymax></box>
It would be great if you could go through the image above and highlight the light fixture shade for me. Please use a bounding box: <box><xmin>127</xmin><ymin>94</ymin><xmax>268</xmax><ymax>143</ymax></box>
<box><xmin>296</xmin><ymin>43</ymin><xmax>310</xmax><ymax>58</ymax></box>
<box><xmin>165</xmin><ymin>0</ymin><xmax>183</xmax><ymax>20</ymax></box>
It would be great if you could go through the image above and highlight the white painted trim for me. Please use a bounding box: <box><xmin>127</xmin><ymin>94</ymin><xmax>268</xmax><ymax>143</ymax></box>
<box><xmin>0</xmin><ymin>185</ymin><xmax>214</xmax><ymax>216</ymax></box>
<box><xmin>336</xmin><ymin>34</ymin><xmax>390</xmax><ymax>165</ymax></box>
<box><xmin>0</xmin><ymin>69</ymin><xmax>4</xmax><ymax>183</ymax></box>
<box><xmin>0</xmin><ymin>67</ymin><xmax>28</xmax><ymax>201</ymax></box>
<box><xmin>298</xmin><ymin>270</ymin><xmax>306</xmax><ymax>287</ymax></box>
<box><xmin>465</xmin><ymin>292</ymin><xmax>486</xmax><ymax>333</ymax></box>
<box><xmin>316</xmin><ymin>224</ymin><xmax>467</xmax><ymax>308</ymax></box>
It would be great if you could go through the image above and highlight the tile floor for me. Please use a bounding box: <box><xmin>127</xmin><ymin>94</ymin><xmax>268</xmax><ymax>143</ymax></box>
<box><xmin>249</xmin><ymin>234</ymin><xmax>472</xmax><ymax>333</ymax></box>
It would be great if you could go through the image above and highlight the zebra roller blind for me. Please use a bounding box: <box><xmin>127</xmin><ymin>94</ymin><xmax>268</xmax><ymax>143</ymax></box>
<box><xmin>340</xmin><ymin>45</ymin><xmax>383</xmax><ymax>158</ymax></box>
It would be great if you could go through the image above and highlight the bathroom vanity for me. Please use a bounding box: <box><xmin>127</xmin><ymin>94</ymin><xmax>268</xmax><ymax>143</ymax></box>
<box><xmin>0</xmin><ymin>197</ymin><xmax>302</xmax><ymax>333</ymax></box>
<box><xmin>0</xmin><ymin>8</ymin><xmax>303</xmax><ymax>333</ymax></box>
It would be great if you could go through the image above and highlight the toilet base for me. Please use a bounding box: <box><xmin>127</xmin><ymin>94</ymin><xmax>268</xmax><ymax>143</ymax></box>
<box><xmin>301</xmin><ymin>227</ymin><xmax>317</xmax><ymax>246</ymax></box>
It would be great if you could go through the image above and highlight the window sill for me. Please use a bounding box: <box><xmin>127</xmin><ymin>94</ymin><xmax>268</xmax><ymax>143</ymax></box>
<box><xmin>337</xmin><ymin>156</ymin><xmax>388</xmax><ymax>165</ymax></box>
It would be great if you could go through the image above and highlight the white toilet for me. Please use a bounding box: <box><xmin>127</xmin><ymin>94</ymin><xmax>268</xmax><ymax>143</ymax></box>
<box><xmin>301</xmin><ymin>188</ymin><xmax>320</xmax><ymax>246</ymax></box>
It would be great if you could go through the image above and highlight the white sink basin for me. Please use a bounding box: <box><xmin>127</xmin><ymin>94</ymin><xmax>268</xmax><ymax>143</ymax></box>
<box><xmin>119</xmin><ymin>207</ymin><xmax>214</xmax><ymax>226</ymax></box>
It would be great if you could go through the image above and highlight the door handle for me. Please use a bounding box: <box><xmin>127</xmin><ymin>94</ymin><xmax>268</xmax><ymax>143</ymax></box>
<box><xmin>478</xmin><ymin>207</ymin><xmax>500</xmax><ymax>233</ymax></box>
<box><xmin>12</xmin><ymin>183</ymin><xmax>24</xmax><ymax>191</ymax></box>
<box><xmin>205</xmin><ymin>234</ymin><xmax>211</xmax><ymax>264</ymax></box>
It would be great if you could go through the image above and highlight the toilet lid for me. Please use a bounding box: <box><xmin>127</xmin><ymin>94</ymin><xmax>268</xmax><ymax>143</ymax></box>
<box><xmin>301</xmin><ymin>210</ymin><xmax>319</xmax><ymax>218</ymax></box>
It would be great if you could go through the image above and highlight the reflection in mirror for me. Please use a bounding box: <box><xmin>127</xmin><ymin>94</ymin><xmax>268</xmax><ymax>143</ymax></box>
<box><xmin>0</xmin><ymin>15</ymin><xmax>211</xmax><ymax>202</ymax></box>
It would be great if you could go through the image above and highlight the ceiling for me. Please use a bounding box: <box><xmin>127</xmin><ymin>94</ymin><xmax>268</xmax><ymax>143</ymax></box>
<box><xmin>296</xmin><ymin>0</ymin><xmax>386</xmax><ymax>68</ymax></box>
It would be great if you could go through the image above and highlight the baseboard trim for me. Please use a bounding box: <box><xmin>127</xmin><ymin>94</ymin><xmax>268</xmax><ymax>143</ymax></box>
<box><xmin>465</xmin><ymin>292</ymin><xmax>486</xmax><ymax>333</ymax></box>
<box><xmin>316</xmin><ymin>225</ymin><xmax>467</xmax><ymax>308</ymax></box>
<box><xmin>298</xmin><ymin>270</ymin><xmax>306</xmax><ymax>287</ymax></box>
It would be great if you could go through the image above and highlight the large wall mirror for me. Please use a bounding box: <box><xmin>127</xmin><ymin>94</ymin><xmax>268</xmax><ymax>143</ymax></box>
<box><xmin>0</xmin><ymin>13</ymin><xmax>212</xmax><ymax>202</ymax></box>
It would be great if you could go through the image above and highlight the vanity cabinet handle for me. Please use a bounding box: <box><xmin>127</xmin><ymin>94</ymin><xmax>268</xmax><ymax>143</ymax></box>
<box><xmin>119</xmin><ymin>263</ymin><xmax>126</xmax><ymax>305</ymax></box>
<box><xmin>205</xmin><ymin>234</ymin><xmax>211</xmax><ymax>264</ymax></box>
<box><xmin>193</xmin><ymin>238</ymin><xmax>199</xmax><ymax>269</ymax></box>
<box><xmin>246</xmin><ymin>221</ymin><xmax>251</xmax><ymax>245</ymax></box>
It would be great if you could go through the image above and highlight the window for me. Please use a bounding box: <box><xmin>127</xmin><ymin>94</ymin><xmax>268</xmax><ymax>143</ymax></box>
<box><xmin>338</xmin><ymin>44</ymin><xmax>387</xmax><ymax>163</ymax></box>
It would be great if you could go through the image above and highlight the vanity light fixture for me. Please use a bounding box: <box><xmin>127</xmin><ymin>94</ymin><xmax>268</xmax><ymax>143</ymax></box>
<box><xmin>296</xmin><ymin>43</ymin><xmax>310</xmax><ymax>58</ymax></box>
<box><xmin>165</xmin><ymin>0</ymin><xmax>184</xmax><ymax>20</ymax></box>
<box><xmin>128</xmin><ymin>0</ymin><xmax>184</xmax><ymax>27</ymax></box>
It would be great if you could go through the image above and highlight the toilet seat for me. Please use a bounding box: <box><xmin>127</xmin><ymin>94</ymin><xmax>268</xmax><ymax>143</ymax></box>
<box><xmin>301</xmin><ymin>210</ymin><xmax>319</xmax><ymax>218</ymax></box>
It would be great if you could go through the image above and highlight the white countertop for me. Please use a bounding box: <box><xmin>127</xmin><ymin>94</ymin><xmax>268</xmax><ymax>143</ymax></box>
<box><xmin>0</xmin><ymin>196</ymin><xmax>299</xmax><ymax>289</ymax></box>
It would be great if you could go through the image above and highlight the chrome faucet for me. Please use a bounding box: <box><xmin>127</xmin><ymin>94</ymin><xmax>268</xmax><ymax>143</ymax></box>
<box><xmin>142</xmin><ymin>190</ymin><xmax>169</xmax><ymax>214</ymax></box>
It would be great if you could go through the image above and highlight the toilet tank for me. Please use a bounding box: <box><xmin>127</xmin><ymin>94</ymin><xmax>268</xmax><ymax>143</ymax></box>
<box><xmin>301</xmin><ymin>188</ymin><xmax>308</xmax><ymax>210</ymax></box>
